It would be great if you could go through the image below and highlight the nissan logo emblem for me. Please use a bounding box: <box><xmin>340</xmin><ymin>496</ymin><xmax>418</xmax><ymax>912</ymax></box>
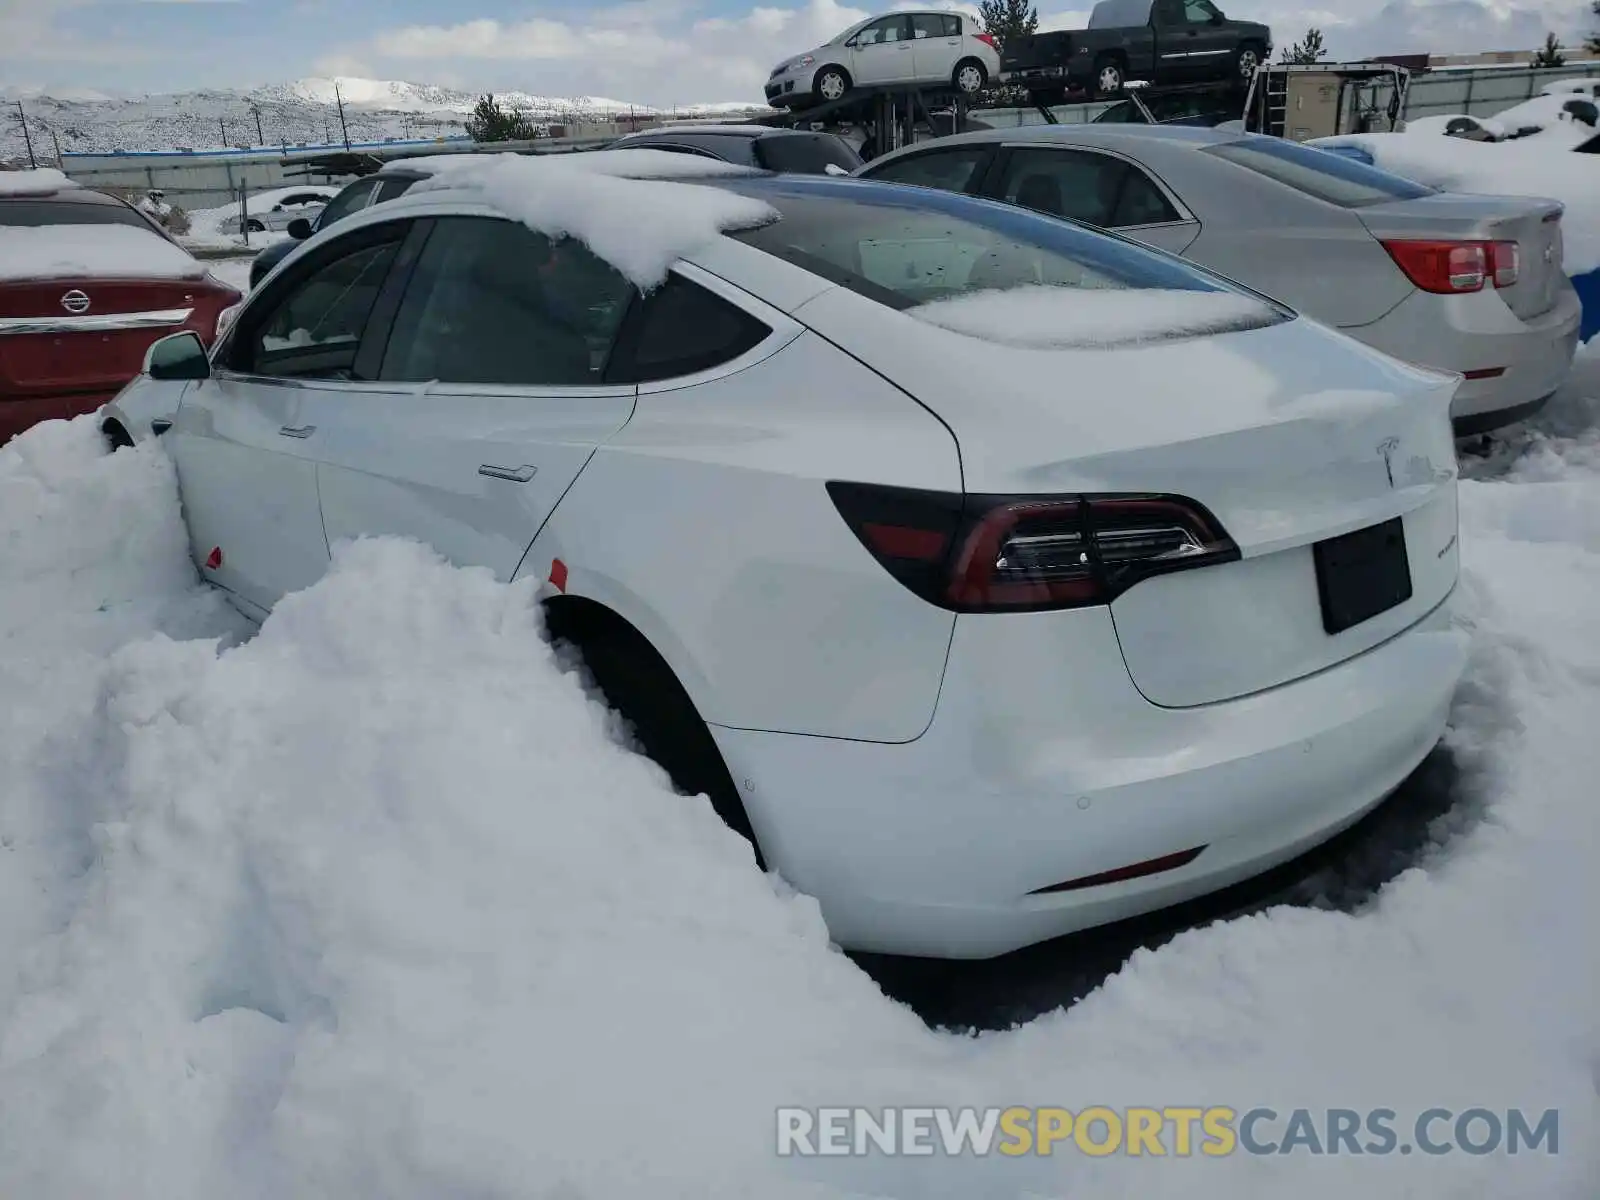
<box><xmin>60</xmin><ymin>289</ymin><xmax>91</xmax><ymax>315</ymax></box>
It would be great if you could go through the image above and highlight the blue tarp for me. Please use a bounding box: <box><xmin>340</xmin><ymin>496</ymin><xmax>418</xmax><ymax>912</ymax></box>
<box><xmin>1572</xmin><ymin>268</ymin><xmax>1600</xmax><ymax>343</ymax></box>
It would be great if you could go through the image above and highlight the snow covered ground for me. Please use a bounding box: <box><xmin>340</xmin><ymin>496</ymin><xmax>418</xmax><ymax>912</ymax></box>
<box><xmin>0</xmin><ymin>334</ymin><xmax>1596</xmax><ymax>1195</ymax></box>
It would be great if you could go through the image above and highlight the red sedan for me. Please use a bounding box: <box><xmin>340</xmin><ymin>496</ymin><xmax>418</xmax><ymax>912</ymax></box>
<box><xmin>0</xmin><ymin>175</ymin><xmax>241</xmax><ymax>444</ymax></box>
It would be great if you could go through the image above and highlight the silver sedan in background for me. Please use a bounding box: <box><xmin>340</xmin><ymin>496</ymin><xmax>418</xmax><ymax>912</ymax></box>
<box><xmin>858</xmin><ymin>124</ymin><xmax>1583</xmax><ymax>434</ymax></box>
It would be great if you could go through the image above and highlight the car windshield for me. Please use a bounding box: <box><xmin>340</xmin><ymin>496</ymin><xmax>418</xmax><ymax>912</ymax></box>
<box><xmin>724</xmin><ymin>175</ymin><xmax>1266</xmax><ymax>311</ymax></box>
<box><xmin>313</xmin><ymin>179</ymin><xmax>382</xmax><ymax>229</ymax></box>
<box><xmin>0</xmin><ymin>199</ymin><xmax>154</xmax><ymax>229</ymax></box>
<box><xmin>1205</xmin><ymin>137</ymin><xmax>1437</xmax><ymax>207</ymax></box>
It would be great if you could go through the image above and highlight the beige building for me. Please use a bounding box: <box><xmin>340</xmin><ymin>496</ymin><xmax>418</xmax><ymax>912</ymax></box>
<box><xmin>1429</xmin><ymin>46</ymin><xmax>1598</xmax><ymax>68</ymax></box>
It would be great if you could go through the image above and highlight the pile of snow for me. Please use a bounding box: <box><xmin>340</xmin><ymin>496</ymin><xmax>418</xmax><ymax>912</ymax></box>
<box><xmin>0</xmin><ymin>225</ymin><xmax>203</xmax><ymax>282</ymax></box>
<box><xmin>0</xmin><ymin>342</ymin><xmax>1597</xmax><ymax>1195</ymax></box>
<box><xmin>416</xmin><ymin>151</ymin><xmax>772</xmax><ymax>288</ymax></box>
<box><xmin>912</xmin><ymin>285</ymin><xmax>1279</xmax><ymax>348</ymax></box>
<box><xmin>0</xmin><ymin>168</ymin><xmax>78</xmax><ymax>196</ymax></box>
<box><xmin>1314</xmin><ymin>131</ymin><xmax>1600</xmax><ymax>274</ymax></box>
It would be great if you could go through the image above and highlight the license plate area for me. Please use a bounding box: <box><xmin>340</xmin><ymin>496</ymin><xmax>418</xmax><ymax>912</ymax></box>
<box><xmin>1313</xmin><ymin>517</ymin><xmax>1412</xmax><ymax>635</ymax></box>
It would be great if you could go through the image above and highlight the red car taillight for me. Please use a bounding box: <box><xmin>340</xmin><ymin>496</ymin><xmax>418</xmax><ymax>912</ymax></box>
<box><xmin>1380</xmin><ymin>239</ymin><xmax>1520</xmax><ymax>294</ymax></box>
<box><xmin>975</xmin><ymin>32</ymin><xmax>998</xmax><ymax>49</ymax></box>
<box><xmin>827</xmin><ymin>482</ymin><xmax>1239</xmax><ymax>613</ymax></box>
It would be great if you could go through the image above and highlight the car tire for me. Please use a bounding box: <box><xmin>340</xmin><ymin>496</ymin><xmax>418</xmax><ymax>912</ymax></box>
<box><xmin>814</xmin><ymin>65</ymin><xmax>851</xmax><ymax>104</ymax></box>
<box><xmin>245</xmin><ymin>219</ymin><xmax>266</xmax><ymax>233</ymax></box>
<box><xmin>953</xmin><ymin>58</ymin><xmax>988</xmax><ymax>96</ymax></box>
<box><xmin>1094</xmin><ymin>56</ymin><xmax>1126</xmax><ymax>98</ymax></box>
<box><xmin>1236</xmin><ymin>43</ymin><xmax>1263</xmax><ymax>82</ymax></box>
<box><xmin>101</xmin><ymin>420</ymin><xmax>134</xmax><ymax>452</ymax></box>
<box><xmin>542</xmin><ymin>600</ymin><xmax>765</xmax><ymax>868</ymax></box>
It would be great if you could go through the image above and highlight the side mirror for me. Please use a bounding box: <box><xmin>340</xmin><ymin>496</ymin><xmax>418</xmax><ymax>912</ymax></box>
<box><xmin>1210</xmin><ymin>11</ymin><xmax>1224</xmax><ymax>22</ymax></box>
<box><xmin>144</xmin><ymin>330</ymin><xmax>211</xmax><ymax>381</ymax></box>
<box><xmin>287</xmin><ymin>217</ymin><xmax>313</xmax><ymax>239</ymax></box>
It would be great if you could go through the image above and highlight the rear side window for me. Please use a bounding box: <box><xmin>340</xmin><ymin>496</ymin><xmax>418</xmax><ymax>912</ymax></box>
<box><xmin>0</xmin><ymin>199</ymin><xmax>153</xmax><ymax>229</ymax></box>
<box><xmin>910</xmin><ymin>12</ymin><xmax>960</xmax><ymax>37</ymax></box>
<box><xmin>1206</xmin><ymin>138</ymin><xmax>1437</xmax><ymax>207</ymax></box>
<box><xmin>607</xmin><ymin>274</ymin><xmax>771</xmax><ymax>383</ymax></box>
<box><xmin>374</xmin><ymin>176</ymin><xmax>418</xmax><ymax>202</ymax></box>
<box><xmin>380</xmin><ymin>217</ymin><xmax>633</xmax><ymax>387</ymax></box>
<box><xmin>728</xmin><ymin>177</ymin><xmax>1241</xmax><ymax>310</ymax></box>
<box><xmin>754</xmin><ymin>133</ymin><xmax>862</xmax><ymax>175</ymax></box>
<box><xmin>862</xmin><ymin>147</ymin><xmax>993</xmax><ymax>193</ymax></box>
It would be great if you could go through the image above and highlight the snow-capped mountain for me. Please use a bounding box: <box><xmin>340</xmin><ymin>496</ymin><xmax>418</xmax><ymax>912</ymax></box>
<box><xmin>2</xmin><ymin>77</ymin><xmax>767</xmax><ymax>159</ymax></box>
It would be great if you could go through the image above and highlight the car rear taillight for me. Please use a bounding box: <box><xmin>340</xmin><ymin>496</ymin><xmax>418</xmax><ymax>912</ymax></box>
<box><xmin>827</xmin><ymin>483</ymin><xmax>1239</xmax><ymax>613</ymax></box>
<box><xmin>1489</xmin><ymin>240</ymin><xmax>1519</xmax><ymax>287</ymax></box>
<box><xmin>975</xmin><ymin>32</ymin><xmax>998</xmax><ymax>49</ymax></box>
<box><xmin>1381</xmin><ymin>239</ymin><xmax>1521</xmax><ymax>293</ymax></box>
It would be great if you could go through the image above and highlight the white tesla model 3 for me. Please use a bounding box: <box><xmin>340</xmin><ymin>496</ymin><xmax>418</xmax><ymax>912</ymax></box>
<box><xmin>104</xmin><ymin>153</ymin><xmax>1468</xmax><ymax>959</ymax></box>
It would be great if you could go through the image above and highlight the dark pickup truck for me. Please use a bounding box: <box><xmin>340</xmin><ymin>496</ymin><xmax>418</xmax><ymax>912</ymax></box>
<box><xmin>1001</xmin><ymin>0</ymin><xmax>1271</xmax><ymax>100</ymax></box>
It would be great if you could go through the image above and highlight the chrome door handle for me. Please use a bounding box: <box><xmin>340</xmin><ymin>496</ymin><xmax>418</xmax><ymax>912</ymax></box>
<box><xmin>278</xmin><ymin>424</ymin><xmax>316</xmax><ymax>438</ymax></box>
<box><xmin>478</xmin><ymin>463</ymin><xmax>537</xmax><ymax>483</ymax></box>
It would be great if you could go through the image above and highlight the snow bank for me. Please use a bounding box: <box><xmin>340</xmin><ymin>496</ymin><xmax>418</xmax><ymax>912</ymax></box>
<box><xmin>911</xmin><ymin>284</ymin><xmax>1279</xmax><ymax>348</ymax></box>
<box><xmin>0</xmin><ymin>224</ymin><xmax>203</xmax><ymax>282</ymax></box>
<box><xmin>0</xmin><ymin>167</ymin><xmax>77</xmax><ymax>196</ymax></box>
<box><xmin>415</xmin><ymin>150</ymin><xmax>774</xmax><ymax>289</ymax></box>
<box><xmin>0</xmin><ymin>372</ymin><xmax>1597</xmax><ymax>1198</ymax></box>
<box><xmin>1313</xmin><ymin>132</ymin><xmax>1600</xmax><ymax>274</ymax></box>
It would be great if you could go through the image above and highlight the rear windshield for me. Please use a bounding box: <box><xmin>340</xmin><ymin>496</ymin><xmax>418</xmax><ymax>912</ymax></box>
<box><xmin>726</xmin><ymin>176</ymin><xmax>1272</xmax><ymax>311</ymax></box>
<box><xmin>0</xmin><ymin>198</ymin><xmax>154</xmax><ymax>230</ymax></box>
<box><xmin>754</xmin><ymin>133</ymin><xmax>863</xmax><ymax>175</ymax></box>
<box><xmin>1206</xmin><ymin>137</ymin><xmax>1436</xmax><ymax>207</ymax></box>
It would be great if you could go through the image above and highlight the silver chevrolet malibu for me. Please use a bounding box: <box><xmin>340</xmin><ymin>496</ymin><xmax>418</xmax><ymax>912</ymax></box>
<box><xmin>858</xmin><ymin>124</ymin><xmax>1582</xmax><ymax>434</ymax></box>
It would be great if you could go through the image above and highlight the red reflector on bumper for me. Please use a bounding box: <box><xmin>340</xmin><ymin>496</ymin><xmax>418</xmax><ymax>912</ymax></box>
<box><xmin>1029</xmin><ymin>845</ymin><xmax>1206</xmax><ymax>895</ymax></box>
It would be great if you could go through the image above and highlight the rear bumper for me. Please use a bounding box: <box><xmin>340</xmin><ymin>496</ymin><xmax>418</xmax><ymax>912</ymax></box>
<box><xmin>0</xmin><ymin>390</ymin><xmax>119</xmax><ymax>445</ymax></box>
<box><xmin>1346</xmin><ymin>281</ymin><xmax>1582</xmax><ymax>430</ymax></box>
<box><xmin>713</xmin><ymin>594</ymin><xmax>1467</xmax><ymax>958</ymax></box>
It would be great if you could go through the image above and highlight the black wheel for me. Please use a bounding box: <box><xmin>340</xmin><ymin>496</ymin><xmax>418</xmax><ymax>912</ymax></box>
<box><xmin>245</xmin><ymin>219</ymin><xmax>266</xmax><ymax>233</ymax></box>
<box><xmin>102</xmin><ymin>421</ymin><xmax>134</xmax><ymax>451</ymax></box>
<box><xmin>543</xmin><ymin>601</ymin><xmax>764</xmax><ymax>866</ymax></box>
<box><xmin>953</xmin><ymin>58</ymin><xmax>988</xmax><ymax>96</ymax></box>
<box><xmin>814</xmin><ymin>65</ymin><xmax>851</xmax><ymax>104</ymax></box>
<box><xmin>1236</xmin><ymin>43</ymin><xmax>1263</xmax><ymax>82</ymax></box>
<box><xmin>1093</xmin><ymin>56</ymin><xmax>1126</xmax><ymax>98</ymax></box>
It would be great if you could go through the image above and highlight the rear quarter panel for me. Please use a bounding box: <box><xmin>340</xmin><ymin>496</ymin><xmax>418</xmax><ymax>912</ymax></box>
<box><xmin>522</xmin><ymin>329</ymin><xmax>964</xmax><ymax>744</ymax></box>
<box><xmin>1152</xmin><ymin>148</ymin><xmax>1415</xmax><ymax>325</ymax></box>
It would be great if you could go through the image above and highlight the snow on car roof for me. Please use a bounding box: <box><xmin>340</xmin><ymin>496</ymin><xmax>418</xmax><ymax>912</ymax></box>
<box><xmin>413</xmin><ymin>149</ymin><xmax>774</xmax><ymax>289</ymax></box>
<box><xmin>0</xmin><ymin>168</ymin><xmax>81</xmax><ymax>197</ymax></box>
<box><xmin>911</xmin><ymin>284</ymin><xmax>1279</xmax><ymax>349</ymax></box>
<box><xmin>0</xmin><ymin>224</ymin><xmax>203</xmax><ymax>283</ymax></box>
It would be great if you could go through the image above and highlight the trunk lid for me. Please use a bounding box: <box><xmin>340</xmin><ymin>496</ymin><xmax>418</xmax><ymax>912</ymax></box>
<box><xmin>795</xmin><ymin>288</ymin><xmax>1461</xmax><ymax>707</ymax></box>
<box><xmin>0</xmin><ymin>278</ymin><xmax>208</xmax><ymax>396</ymax></box>
<box><xmin>1356</xmin><ymin>192</ymin><xmax>1566</xmax><ymax>321</ymax></box>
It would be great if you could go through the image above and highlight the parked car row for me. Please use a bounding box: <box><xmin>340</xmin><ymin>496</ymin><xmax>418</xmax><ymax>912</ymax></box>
<box><xmin>12</xmin><ymin>121</ymin><xmax>1578</xmax><ymax>960</ymax></box>
<box><xmin>104</xmin><ymin>156</ymin><xmax>1468</xmax><ymax>959</ymax></box>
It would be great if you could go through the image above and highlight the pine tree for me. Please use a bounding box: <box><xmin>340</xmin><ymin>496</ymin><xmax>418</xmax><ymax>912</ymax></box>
<box><xmin>977</xmin><ymin>0</ymin><xmax>1039</xmax><ymax>53</ymax></box>
<box><xmin>466</xmin><ymin>94</ymin><xmax>539</xmax><ymax>143</ymax></box>
<box><xmin>1531</xmin><ymin>32</ymin><xmax>1566</xmax><ymax>68</ymax></box>
<box><xmin>1280</xmin><ymin>27</ymin><xmax>1327</xmax><ymax>64</ymax></box>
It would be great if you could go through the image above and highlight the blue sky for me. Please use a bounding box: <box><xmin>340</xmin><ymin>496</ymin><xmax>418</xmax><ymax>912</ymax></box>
<box><xmin>3</xmin><ymin>0</ymin><xmax>1594</xmax><ymax>106</ymax></box>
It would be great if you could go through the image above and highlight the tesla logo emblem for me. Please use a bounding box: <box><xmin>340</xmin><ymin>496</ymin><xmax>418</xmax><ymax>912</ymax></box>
<box><xmin>1377</xmin><ymin>437</ymin><xmax>1400</xmax><ymax>488</ymax></box>
<box><xmin>60</xmin><ymin>289</ymin><xmax>91</xmax><ymax>314</ymax></box>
